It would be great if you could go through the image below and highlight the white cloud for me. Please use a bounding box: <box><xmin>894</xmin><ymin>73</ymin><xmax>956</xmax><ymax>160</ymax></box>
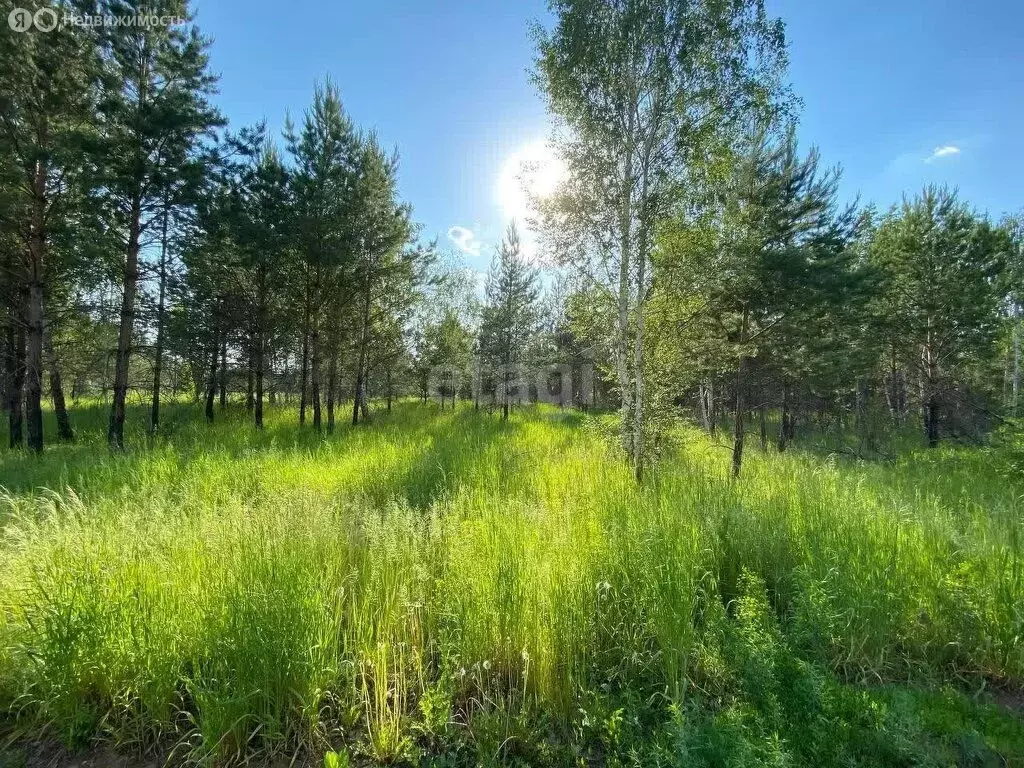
<box><xmin>447</xmin><ymin>225</ymin><xmax>481</xmax><ymax>257</ymax></box>
<box><xmin>926</xmin><ymin>145</ymin><xmax>960</xmax><ymax>163</ymax></box>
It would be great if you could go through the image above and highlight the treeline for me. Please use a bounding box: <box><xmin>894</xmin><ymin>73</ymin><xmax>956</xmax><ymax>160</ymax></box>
<box><xmin>0</xmin><ymin>4</ymin><xmax>593</xmax><ymax>456</ymax></box>
<box><xmin>0</xmin><ymin>1</ymin><xmax>443</xmax><ymax>450</ymax></box>
<box><xmin>3</xmin><ymin>0</ymin><xmax>1023</xmax><ymax>482</ymax></box>
<box><xmin>525</xmin><ymin>0</ymin><xmax>1024</xmax><ymax>478</ymax></box>
<box><xmin>646</xmin><ymin>164</ymin><xmax>1020</xmax><ymax>477</ymax></box>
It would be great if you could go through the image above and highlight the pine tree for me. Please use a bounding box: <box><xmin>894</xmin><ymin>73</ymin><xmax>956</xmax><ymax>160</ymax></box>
<box><xmin>0</xmin><ymin>5</ymin><xmax>96</xmax><ymax>451</ymax></box>
<box><xmin>347</xmin><ymin>135</ymin><xmax>414</xmax><ymax>425</ymax></box>
<box><xmin>285</xmin><ymin>80</ymin><xmax>358</xmax><ymax>430</ymax></box>
<box><xmin>231</xmin><ymin>143</ymin><xmax>293</xmax><ymax>429</ymax></box>
<box><xmin>654</xmin><ymin>126</ymin><xmax>859</xmax><ymax>475</ymax></box>
<box><xmin>478</xmin><ymin>223</ymin><xmax>540</xmax><ymax>420</ymax></box>
<box><xmin>871</xmin><ymin>187</ymin><xmax>1005</xmax><ymax>445</ymax></box>
<box><xmin>95</xmin><ymin>0</ymin><xmax>221</xmax><ymax>449</ymax></box>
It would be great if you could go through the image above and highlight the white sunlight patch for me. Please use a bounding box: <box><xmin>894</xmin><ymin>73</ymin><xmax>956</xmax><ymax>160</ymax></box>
<box><xmin>496</xmin><ymin>140</ymin><xmax>566</xmax><ymax>227</ymax></box>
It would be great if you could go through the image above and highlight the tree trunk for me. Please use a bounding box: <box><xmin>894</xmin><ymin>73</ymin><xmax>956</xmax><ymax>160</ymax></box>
<box><xmin>25</xmin><ymin>282</ymin><xmax>44</xmax><ymax>454</ymax></box>
<box><xmin>731</xmin><ymin>361</ymin><xmax>747</xmax><ymax>478</ymax></box>
<box><xmin>190</xmin><ymin>343</ymin><xmax>203</xmax><ymax>401</ymax></box>
<box><xmin>886</xmin><ymin>343</ymin><xmax>907</xmax><ymax>426</ymax></box>
<box><xmin>854</xmin><ymin>377</ymin><xmax>865</xmax><ymax>431</ymax></box>
<box><xmin>150</xmin><ymin>203</ymin><xmax>169</xmax><ymax>437</ymax></box>
<box><xmin>12</xmin><ymin>321</ymin><xmax>26</xmax><ymax>447</ymax></box>
<box><xmin>299</xmin><ymin>283</ymin><xmax>311</xmax><ymax>426</ymax></box>
<box><xmin>246</xmin><ymin>330</ymin><xmax>254</xmax><ymax>412</ymax></box>
<box><xmin>254</xmin><ymin>327</ymin><xmax>264</xmax><ymax>430</ymax></box>
<box><xmin>698</xmin><ymin>381</ymin><xmax>711</xmax><ymax>433</ymax></box>
<box><xmin>855</xmin><ymin>376</ymin><xmax>870</xmax><ymax>450</ymax></box>
<box><xmin>5</xmin><ymin>318</ymin><xmax>25</xmax><ymax>448</ymax></box>
<box><xmin>627</xmin><ymin>114</ymin><xmax>657</xmax><ymax>483</ymax></box>
<box><xmin>218</xmin><ymin>334</ymin><xmax>227</xmax><ymax>409</ymax></box>
<box><xmin>1013</xmin><ymin>317</ymin><xmax>1021</xmax><ymax>417</ymax></box>
<box><xmin>109</xmin><ymin>193</ymin><xmax>142</xmax><ymax>450</ymax></box>
<box><xmin>731</xmin><ymin>308</ymin><xmax>749</xmax><ymax>479</ymax></box>
<box><xmin>758</xmin><ymin>403</ymin><xmax>767</xmax><ymax>451</ymax></box>
<box><xmin>45</xmin><ymin>324</ymin><xmax>73</xmax><ymax>442</ymax></box>
<box><xmin>613</xmin><ymin>292</ymin><xmax>631</xmax><ymax>440</ymax></box>
<box><xmin>352</xmin><ymin>369</ymin><xmax>365</xmax><ymax>425</ymax></box>
<box><xmin>923</xmin><ymin>324</ymin><xmax>939</xmax><ymax>447</ymax></box>
<box><xmin>707</xmin><ymin>381</ymin><xmax>717</xmax><ymax>436</ymax></box>
<box><xmin>205</xmin><ymin>342</ymin><xmax>218</xmax><ymax>424</ymax></box>
<box><xmin>311</xmin><ymin>327</ymin><xmax>322</xmax><ymax>432</ymax></box>
<box><xmin>326</xmin><ymin>344</ymin><xmax>337</xmax><ymax>434</ymax></box>
<box><xmin>925</xmin><ymin>396</ymin><xmax>939</xmax><ymax>447</ymax></box>
<box><xmin>502</xmin><ymin>368</ymin><xmax>510</xmax><ymax>421</ymax></box>
<box><xmin>886</xmin><ymin>345</ymin><xmax>898</xmax><ymax>419</ymax></box>
<box><xmin>778</xmin><ymin>386</ymin><xmax>790</xmax><ymax>452</ymax></box>
<box><xmin>631</xmin><ymin>240</ymin><xmax>647</xmax><ymax>483</ymax></box>
<box><xmin>25</xmin><ymin>145</ymin><xmax>49</xmax><ymax>454</ymax></box>
<box><xmin>614</xmin><ymin>123</ymin><xmax>635</xmax><ymax>465</ymax></box>
<box><xmin>352</xmin><ymin>283</ymin><xmax>371</xmax><ymax>426</ymax></box>
<box><xmin>473</xmin><ymin>362</ymin><xmax>479</xmax><ymax>411</ymax></box>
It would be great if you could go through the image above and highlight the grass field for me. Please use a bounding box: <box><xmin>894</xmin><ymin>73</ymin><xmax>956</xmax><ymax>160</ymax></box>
<box><xmin>0</xmin><ymin>400</ymin><xmax>1022</xmax><ymax>766</ymax></box>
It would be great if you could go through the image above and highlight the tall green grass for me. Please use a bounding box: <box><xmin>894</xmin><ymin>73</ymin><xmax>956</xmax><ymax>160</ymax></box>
<box><xmin>0</xmin><ymin>401</ymin><xmax>1021</xmax><ymax>765</ymax></box>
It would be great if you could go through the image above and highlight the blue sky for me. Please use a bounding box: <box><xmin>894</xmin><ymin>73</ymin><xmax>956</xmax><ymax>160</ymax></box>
<box><xmin>195</xmin><ymin>0</ymin><xmax>1024</xmax><ymax>274</ymax></box>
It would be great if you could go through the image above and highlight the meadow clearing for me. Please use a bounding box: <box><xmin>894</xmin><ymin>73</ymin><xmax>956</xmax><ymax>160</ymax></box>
<box><xmin>3</xmin><ymin>0</ymin><xmax>1023</xmax><ymax>763</ymax></box>
<box><xmin>0</xmin><ymin>400</ymin><xmax>1022</xmax><ymax>767</ymax></box>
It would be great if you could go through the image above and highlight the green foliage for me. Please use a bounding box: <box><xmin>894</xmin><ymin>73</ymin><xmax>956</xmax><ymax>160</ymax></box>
<box><xmin>479</xmin><ymin>223</ymin><xmax>540</xmax><ymax>366</ymax></box>
<box><xmin>1</xmin><ymin>1</ymin><xmax>1023</xmax><ymax>765</ymax></box>
<box><xmin>674</xmin><ymin>572</ymin><xmax>1023</xmax><ymax>767</ymax></box>
<box><xmin>0</xmin><ymin>401</ymin><xmax>1021</xmax><ymax>765</ymax></box>
<box><xmin>533</xmin><ymin>0</ymin><xmax>793</xmax><ymax>473</ymax></box>
<box><xmin>871</xmin><ymin>188</ymin><xmax>1005</xmax><ymax>391</ymax></box>
<box><xmin>478</xmin><ymin>223</ymin><xmax>540</xmax><ymax>414</ymax></box>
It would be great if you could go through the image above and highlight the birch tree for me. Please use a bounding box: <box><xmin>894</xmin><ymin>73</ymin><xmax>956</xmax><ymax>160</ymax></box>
<box><xmin>534</xmin><ymin>0</ymin><xmax>789</xmax><ymax>480</ymax></box>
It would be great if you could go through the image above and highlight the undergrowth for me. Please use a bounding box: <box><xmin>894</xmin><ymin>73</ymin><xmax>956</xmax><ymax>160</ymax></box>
<box><xmin>0</xmin><ymin>400</ymin><xmax>1021</xmax><ymax>765</ymax></box>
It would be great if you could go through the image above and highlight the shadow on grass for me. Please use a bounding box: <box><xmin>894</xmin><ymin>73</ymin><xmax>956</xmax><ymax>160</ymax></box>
<box><xmin>0</xmin><ymin>399</ymin><xmax>583</xmax><ymax>514</ymax></box>
<box><xmin>697</xmin><ymin>410</ymin><xmax>1023</xmax><ymax>519</ymax></box>
<box><xmin>0</xmin><ymin>398</ymin><xmax>393</xmax><ymax>498</ymax></box>
<box><xmin>389</xmin><ymin>404</ymin><xmax>524</xmax><ymax>509</ymax></box>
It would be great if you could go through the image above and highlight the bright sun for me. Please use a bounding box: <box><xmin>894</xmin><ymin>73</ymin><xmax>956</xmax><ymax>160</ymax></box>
<box><xmin>497</xmin><ymin>141</ymin><xmax>566</xmax><ymax>226</ymax></box>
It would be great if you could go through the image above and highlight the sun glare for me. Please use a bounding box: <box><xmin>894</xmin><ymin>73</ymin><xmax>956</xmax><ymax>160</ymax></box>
<box><xmin>497</xmin><ymin>141</ymin><xmax>566</xmax><ymax>226</ymax></box>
